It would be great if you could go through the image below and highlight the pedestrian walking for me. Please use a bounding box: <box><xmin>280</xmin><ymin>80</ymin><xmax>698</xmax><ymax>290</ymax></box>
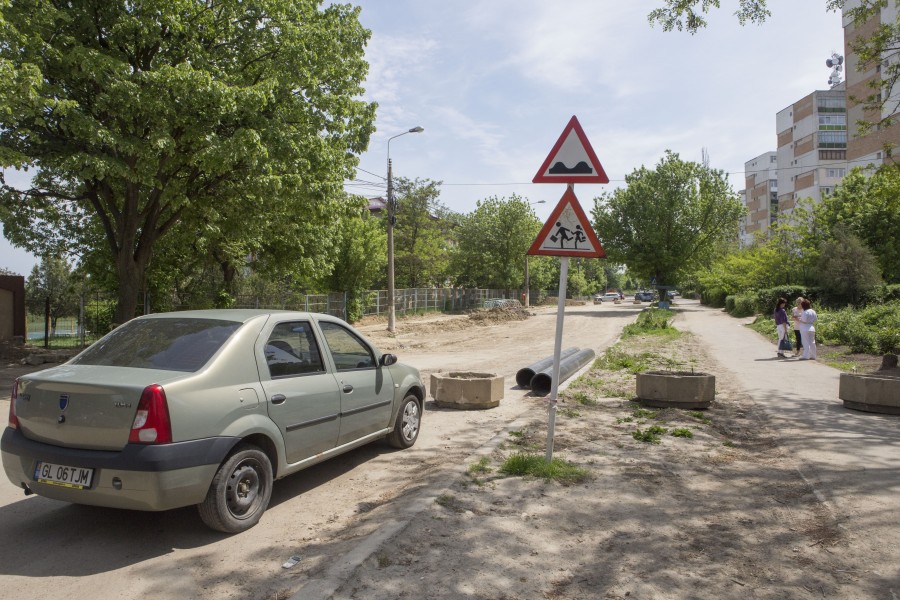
<box><xmin>791</xmin><ymin>297</ymin><xmax>805</xmax><ymax>357</ymax></box>
<box><xmin>774</xmin><ymin>298</ymin><xmax>791</xmax><ymax>358</ymax></box>
<box><xmin>798</xmin><ymin>298</ymin><xmax>818</xmax><ymax>360</ymax></box>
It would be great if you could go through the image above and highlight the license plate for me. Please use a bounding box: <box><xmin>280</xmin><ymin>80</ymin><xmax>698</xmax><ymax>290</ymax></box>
<box><xmin>34</xmin><ymin>461</ymin><xmax>94</xmax><ymax>490</ymax></box>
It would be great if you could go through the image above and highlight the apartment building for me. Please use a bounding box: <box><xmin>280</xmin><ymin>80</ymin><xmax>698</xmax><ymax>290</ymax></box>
<box><xmin>842</xmin><ymin>0</ymin><xmax>900</xmax><ymax>167</ymax></box>
<box><xmin>775</xmin><ymin>89</ymin><xmax>848</xmax><ymax>216</ymax></box>
<box><xmin>740</xmin><ymin>152</ymin><xmax>778</xmax><ymax>246</ymax></box>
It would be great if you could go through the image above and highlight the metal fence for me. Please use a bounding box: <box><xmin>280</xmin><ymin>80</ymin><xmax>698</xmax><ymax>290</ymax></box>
<box><xmin>25</xmin><ymin>286</ymin><xmax>528</xmax><ymax>349</ymax></box>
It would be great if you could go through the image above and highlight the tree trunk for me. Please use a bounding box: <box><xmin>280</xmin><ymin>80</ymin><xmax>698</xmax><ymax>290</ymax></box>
<box><xmin>113</xmin><ymin>251</ymin><xmax>148</xmax><ymax>326</ymax></box>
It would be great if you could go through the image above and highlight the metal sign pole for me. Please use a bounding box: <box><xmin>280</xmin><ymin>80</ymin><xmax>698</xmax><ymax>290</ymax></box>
<box><xmin>545</xmin><ymin>255</ymin><xmax>569</xmax><ymax>462</ymax></box>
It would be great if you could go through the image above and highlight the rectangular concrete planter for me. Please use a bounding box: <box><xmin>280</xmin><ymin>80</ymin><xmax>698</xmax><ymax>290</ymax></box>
<box><xmin>636</xmin><ymin>370</ymin><xmax>715</xmax><ymax>409</ymax></box>
<box><xmin>839</xmin><ymin>373</ymin><xmax>900</xmax><ymax>414</ymax></box>
<box><xmin>430</xmin><ymin>371</ymin><xmax>504</xmax><ymax>409</ymax></box>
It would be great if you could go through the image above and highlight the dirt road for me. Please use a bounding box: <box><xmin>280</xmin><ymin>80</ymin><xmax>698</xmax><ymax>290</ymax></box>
<box><xmin>0</xmin><ymin>301</ymin><xmax>639</xmax><ymax>599</ymax></box>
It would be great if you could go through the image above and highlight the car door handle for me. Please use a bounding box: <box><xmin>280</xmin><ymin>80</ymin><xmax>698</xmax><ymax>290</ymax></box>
<box><xmin>271</xmin><ymin>394</ymin><xmax>286</xmax><ymax>405</ymax></box>
<box><xmin>342</xmin><ymin>384</ymin><xmax>353</xmax><ymax>393</ymax></box>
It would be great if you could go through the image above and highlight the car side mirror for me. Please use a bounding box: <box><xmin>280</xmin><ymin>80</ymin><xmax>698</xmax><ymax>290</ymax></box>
<box><xmin>380</xmin><ymin>353</ymin><xmax>398</xmax><ymax>366</ymax></box>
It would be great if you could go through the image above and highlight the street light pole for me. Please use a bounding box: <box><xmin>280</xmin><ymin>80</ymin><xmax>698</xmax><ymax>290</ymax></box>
<box><xmin>387</xmin><ymin>126</ymin><xmax>424</xmax><ymax>333</ymax></box>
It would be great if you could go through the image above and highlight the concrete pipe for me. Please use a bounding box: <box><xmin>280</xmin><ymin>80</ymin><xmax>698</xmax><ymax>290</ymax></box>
<box><xmin>530</xmin><ymin>348</ymin><xmax>596</xmax><ymax>395</ymax></box>
<box><xmin>515</xmin><ymin>347</ymin><xmax>580</xmax><ymax>387</ymax></box>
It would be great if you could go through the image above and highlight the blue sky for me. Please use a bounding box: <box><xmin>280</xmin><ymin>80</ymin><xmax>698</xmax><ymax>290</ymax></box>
<box><xmin>1</xmin><ymin>0</ymin><xmax>844</xmax><ymax>276</ymax></box>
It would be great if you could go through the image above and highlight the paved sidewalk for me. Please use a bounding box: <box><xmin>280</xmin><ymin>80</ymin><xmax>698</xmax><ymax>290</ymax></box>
<box><xmin>676</xmin><ymin>301</ymin><xmax>900</xmax><ymax>585</ymax></box>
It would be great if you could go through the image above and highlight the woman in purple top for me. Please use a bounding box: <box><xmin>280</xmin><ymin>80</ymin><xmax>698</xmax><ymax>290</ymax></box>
<box><xmin>774</xmin><ymin>297</ymin><xmax>790</xmax><ymax>358</ymax></box>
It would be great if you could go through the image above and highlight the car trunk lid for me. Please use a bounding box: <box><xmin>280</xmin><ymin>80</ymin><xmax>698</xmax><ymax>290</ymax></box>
<box><xmin>14</xmin><ymin>365</ymin><xmax>185</xmax><ymax>451</ymax></box>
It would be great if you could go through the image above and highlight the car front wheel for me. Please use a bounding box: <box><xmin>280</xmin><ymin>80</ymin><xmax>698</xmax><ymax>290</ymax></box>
<box><xmin>387</xmin><ymin>395</ymin><xmax>421</xmax><ymax>449</ymax></box>
<box><xmin>198</xmin><ymin>443</ymin><xmax>273</xmax><ymax>534</ymax></box>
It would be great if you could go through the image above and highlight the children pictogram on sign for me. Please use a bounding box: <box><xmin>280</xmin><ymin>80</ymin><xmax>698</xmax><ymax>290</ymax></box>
<box><xmin>528</xmin><ymin>187</ymin><xmax>605</xmax><ymax>258</ymax></box>
<box><xmin>550</xmin><ymin>222</ymin><xmax>572</xmax><ymax>248</ymax></box>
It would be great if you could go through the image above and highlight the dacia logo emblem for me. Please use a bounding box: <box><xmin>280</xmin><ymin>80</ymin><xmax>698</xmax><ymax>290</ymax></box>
<box><xmin>59</xmin><ymin>394</ymin><xmax>70</xmax><ymax>411</ymax></box>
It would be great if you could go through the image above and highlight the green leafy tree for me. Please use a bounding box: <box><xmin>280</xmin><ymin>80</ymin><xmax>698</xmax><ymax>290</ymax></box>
<box><xmin>592</xmin><ymin>151</ymin><xmax>745</xmax><ymax>299</ymax></box>
<box><xmin>816</xmin><ymin>224</ymin><xmax>883</xmax><ymax>304</ymax></box>
<box><xmin>816</xmin><ymin>166</ymin><xmax>900</xmax><ymax>283</ymax></box>
<box><xmin>391</xmin><ymin>178</ymin><xmax>453</xmax><ymax>288</ymax></box>
<box><xmin>25</xmin><ymin>254</ymin><xmax>78</xmax><ymax>337</ymax></box>
<box><xmin>320</xmin><ymin>201</ymin><xmax>387</xmax><ymax>322</ymax></box>
<box><xmin>0</xmin><ymin>0</ymin><xmax>375</xmax><ymax>323</ymax></box>
<box><xmin>451</xmin><ymin>195</ymin><xmax>542</xmax><ymax>291</ymax></box>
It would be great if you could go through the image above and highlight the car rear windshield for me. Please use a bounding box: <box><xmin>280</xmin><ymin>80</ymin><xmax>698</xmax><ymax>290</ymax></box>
<box><xmin>72</xmin><ymin>318</ymin><xmax>241</xmax><ymax>372</ymax></box>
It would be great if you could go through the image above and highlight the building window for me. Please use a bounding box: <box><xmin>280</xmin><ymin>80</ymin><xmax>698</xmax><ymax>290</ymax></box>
<box><xmin>818</xmin><ymin>115</ymin><xmax>847</xmax><ymax>128</ymax></box>
<box><xmin>826</xmin><ymin>168</ymin><xmax>846</xmax><ymax>178</ymax></box>
<box><xmin>818</xmin><ymin>131</ymin><xmax>847</xmax><ymax>148</ymax></box>
<box><xmin>821</xmin><ymin>187</ymin><xmax>833</xmax><ymax>196</ymax></box>
<box><xmin>817</xmin><ymin>96</ymin><xmax>846</xmax><ymax>113</ymax></box>
<box><xmin>819</xmin><ymin>149</ymin><xmax>846</xmax><ymax>160</ymax></box>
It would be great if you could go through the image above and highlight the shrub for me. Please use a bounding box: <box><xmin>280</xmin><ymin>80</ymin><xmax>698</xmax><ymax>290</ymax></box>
<box><xmin>815</xmin><ymin>301</ymin><xmax>900</xmax><ymax>354</ymax></box>
<box><xmin>730</xmin><ymin>295</ymin><xmax>757</xmax><ymax>317</ymax></box>
<box><xmin>702</xmin><ymin>287</ymin><xmax>727</xmax><ymax>308</ymax></box>
<box><xmin>725</xmin><ymin>295</ymin><xmax>736</xmax><ymax>313</ymax></box>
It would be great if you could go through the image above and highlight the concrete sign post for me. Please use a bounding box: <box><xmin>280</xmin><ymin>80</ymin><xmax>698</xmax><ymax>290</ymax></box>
<box><xmin>530</xmin><ymin>116</ymin><xmax>608</xmax><ymax>462</ymax></box>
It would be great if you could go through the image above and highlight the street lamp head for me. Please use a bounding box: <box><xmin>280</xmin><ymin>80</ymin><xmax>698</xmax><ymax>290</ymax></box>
<box><xmin>408</xmin><ymin>126</ymin><xmax>424</xmax><ymax>133</ymax></box>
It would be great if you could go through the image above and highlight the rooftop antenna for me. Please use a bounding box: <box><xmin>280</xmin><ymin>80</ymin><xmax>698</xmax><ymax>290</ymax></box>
<box><xmin>827</xmin><ymin>52</ymin><xmax>844</xmax><ymax>87</ymax></box>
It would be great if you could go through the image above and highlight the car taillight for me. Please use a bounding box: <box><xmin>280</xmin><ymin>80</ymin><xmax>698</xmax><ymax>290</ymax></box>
<box><xmin>8</xmin><ymin>379</ymin><xmax>19</xmax><ymax>429</ymax></box>
<box><xmin>129</xmin><ymin>384</ymin><xmax>172</xmax><ymax>444</ymax></box>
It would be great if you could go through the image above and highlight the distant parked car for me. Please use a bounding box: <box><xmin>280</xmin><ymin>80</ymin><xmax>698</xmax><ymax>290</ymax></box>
<box><xmin>2</xmin><ymin>309</ymin><xmax>426</xmax><ymax>533</ymax></box>
<box><xmin>634</xmin><ymin>291</ymin><xmax>655</xmax><ymax>302</ymax></box>
<box><xmin>597</xmin><ymin>292</ymin><xmax>621</xmax><ymax>303</ymax></box>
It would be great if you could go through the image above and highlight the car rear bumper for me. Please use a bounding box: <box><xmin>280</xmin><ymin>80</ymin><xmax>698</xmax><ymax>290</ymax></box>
<box><xmin>1</xmin><ymin>427</ymin><xmax>238</xmax><ymax>511</ymax></box>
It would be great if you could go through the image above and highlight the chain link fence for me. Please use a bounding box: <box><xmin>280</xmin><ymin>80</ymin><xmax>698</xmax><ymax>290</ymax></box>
<box><xmin>26</xmin><ymin>287</ymin><xmax>530</xmax><ymax>349</ymax></box>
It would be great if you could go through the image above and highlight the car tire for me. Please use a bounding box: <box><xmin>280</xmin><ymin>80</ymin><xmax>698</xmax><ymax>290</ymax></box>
<box><xmin>198</xmin><ymin>443</ymin><xmax>273</xmax><ymax>534</ymax></box>
<box><xmin>387</xmin><ymin>394</ymin><xmax>421</xmax><ymax>449</ymax></box>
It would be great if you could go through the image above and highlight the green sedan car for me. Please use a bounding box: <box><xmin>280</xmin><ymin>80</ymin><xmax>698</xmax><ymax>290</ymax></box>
<box><xmin>2</xmin><ymin>310</ymin><xmax>425</xmax><ymax>533</ymax></box>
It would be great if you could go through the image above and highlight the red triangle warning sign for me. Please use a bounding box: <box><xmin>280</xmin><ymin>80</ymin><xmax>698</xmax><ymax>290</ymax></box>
<box><xmin>528</xmin><ymin>188</ymin><xmax>606</xmax><ymax>258</ymax></box>
<box><xmin>533</xmin><ymin>116</ymin><xmax>609</xmax><ymax>184</ymax></box>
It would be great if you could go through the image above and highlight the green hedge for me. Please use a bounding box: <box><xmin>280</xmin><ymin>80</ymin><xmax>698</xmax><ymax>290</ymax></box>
<box><xmin>725</xmin><ymin>294</ymin><xmax>758</xmax><ymax>317</ymax></box>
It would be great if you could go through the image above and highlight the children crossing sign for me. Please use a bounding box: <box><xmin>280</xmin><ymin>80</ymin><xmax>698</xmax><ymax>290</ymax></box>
<box><xmin>528</xmin><ymin>187</ymin><xmax>605</xmax><ymax>258</ymax></box>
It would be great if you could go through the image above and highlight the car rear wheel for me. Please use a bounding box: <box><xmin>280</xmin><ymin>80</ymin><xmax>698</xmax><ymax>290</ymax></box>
<box><xmin>387</xmin><ymin>395</ymin><xmax>421</xmax><ymax>449</ymax></box>
<box><xmin>198</xmin><ymin>443</ymin><xmax>273</xmax><ymax>534</ymax></box>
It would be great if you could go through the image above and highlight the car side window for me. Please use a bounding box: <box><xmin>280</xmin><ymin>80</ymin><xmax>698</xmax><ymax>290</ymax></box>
<box><xmin>318</xmin><ymin>321</ymin><xmax>377</xmax><ymax>371</ymax></box>
<box><xmin>265</xmin><ymin>321</ymin><xmax>325</xmax><ymax>378</ymax></box>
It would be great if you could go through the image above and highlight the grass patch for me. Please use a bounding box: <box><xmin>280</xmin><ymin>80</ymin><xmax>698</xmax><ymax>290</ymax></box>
<box><xmin>632</xmin><ymin>425</ymin><xmax>668</xmax><ymax>444</ymax></box>
<box><xmin>570</xmin><ymin>391</ymin><xmax>598</xmax><ymax>406</ymax></box>
<box><xmin>687</xmin><ymin>410</ymin><xmax>711</xmax><ymax>424</ymax></box>
<box><xmin>615</xmin><ymin>416</ymin><xmax>634</xmax><ymax>424</ymax></box>
<box><xmin>632</xmin><ymin>408</ymin><xmax>658</xmax><ymax>419</ymax></box>
<box><xmin>599</xmin><ymin>348</ymin><xmax>656</xmax><ymax>373</ymax></box>
<box><xmin>670</xmin><ymin>428</ymin><xmax>694</xmax><ymax>438</ymax></box>
<box><xmin>622</xmin><ymin>308</ymin><xmax>679</xmax><ymax>339</ymax></box>
<box><xmin>468</xmin><ymin>457</ymin><xmax>491</xmax><ymax>475</ymax></box>
<box><xmin>558</xmin><ymin>407</ymin><xmax>582</xmax><ymax>418</ymax></box>
<box><xmin>723</xmin><ymin>440</ymin><xmax>736</xmax><ymax>448</ymax></box>
<box><xmin>436</xmin><ymin>494</ymin><xmax>459</xmax><ymax>509</ymax></box>
<box><xmin>499</xmin><ymin>453</ymin><xmax>590</xmax><ymax>485</ymax></box>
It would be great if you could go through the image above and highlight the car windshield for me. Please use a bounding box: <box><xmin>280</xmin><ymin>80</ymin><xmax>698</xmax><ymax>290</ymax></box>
<box><xmin>72</xmin><ymin>318</ymin><xmax>241</xmax><ymax>372</ymax></box>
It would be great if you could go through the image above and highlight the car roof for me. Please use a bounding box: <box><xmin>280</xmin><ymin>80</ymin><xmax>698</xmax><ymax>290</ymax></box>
<box><xmin>133</xmin><ymin>309</ymin><xmax>341</xmax><ymax>324</ymax></box>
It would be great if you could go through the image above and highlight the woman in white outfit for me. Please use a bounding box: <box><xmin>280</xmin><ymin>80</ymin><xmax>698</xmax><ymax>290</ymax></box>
<box><xmin>797</xmin><ymin>299</ymin><xmax>817</xmax><ymax>360</ymax></box>
<box><xmin>791</xmin><ymin>297</ymin><xmax>804</xmax><ymax>357</ymax></box>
